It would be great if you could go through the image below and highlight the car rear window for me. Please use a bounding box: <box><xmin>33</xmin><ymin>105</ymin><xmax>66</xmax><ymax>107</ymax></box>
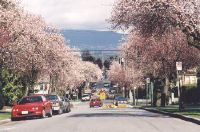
<box><xmin>118</xmin><ymin>97</ymin><xmax>127</xmax><ymax>101</ymax></box>
<box><xmin>82</xmin><ymin>95</ymin><xmax>89</xmax><ymax>97</ymax></box>
<box><xmin>91</xmin><ymin>99</ymin><xmax>100</xmax><ymax>101</ymax></box>
<box><xmin>45</xmin><ymin>95</ymin><xmax>58</xmax><ymax>101</ymax></box>
<box><xmin>18</xmin><ymin>96</ymin><xmax>43</xmax><ymax>104</ymax></box>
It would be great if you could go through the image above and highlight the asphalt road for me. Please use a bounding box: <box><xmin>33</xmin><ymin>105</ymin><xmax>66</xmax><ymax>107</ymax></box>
<box><xmin>0</xmin><ymin>101</ymin><xmax>200</xmax><ymax>132</ymax></box>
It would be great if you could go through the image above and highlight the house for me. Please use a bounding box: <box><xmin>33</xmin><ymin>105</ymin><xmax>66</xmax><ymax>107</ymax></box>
<box><xmin>181</xmin><ymin>68</ymin><xmax>198</xmax><ymax>87</ymax></box>
<box><xmin>34</xmin><ymin>73</ymin><xmax>50</xmax><ymax>95</ymax></box>
<box><xmin>171</xmin><ymin>68</ymin><xmax>198</xmax><ymax>104</ymax></box>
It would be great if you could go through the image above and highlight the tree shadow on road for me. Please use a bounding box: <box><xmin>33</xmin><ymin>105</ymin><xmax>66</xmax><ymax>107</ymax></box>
<box><xmin>69</xmin><ymin>112</ymin><xmax>171</xmax><ymax>118</ymax></box>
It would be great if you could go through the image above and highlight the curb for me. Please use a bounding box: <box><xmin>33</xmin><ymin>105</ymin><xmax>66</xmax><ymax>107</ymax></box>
<box><xmin>0</xmin><ymin>119</ymin><xmax>10</xmax><ymax>125</ymax></box>
<box><xmin>141</xmin><ymin>107</ymin><xmax>200</xmax><ymax>125</ymax></box>
<box><xmin>70</xmin><ymin>101</ymin><xmax>81</xmax><ymax>105</ymax></box>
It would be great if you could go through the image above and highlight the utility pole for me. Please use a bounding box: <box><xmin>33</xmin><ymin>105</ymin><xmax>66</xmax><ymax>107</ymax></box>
<box><xmin>101</xmin><ymin>51</ymin><xmax>104</xmax><ymax>69</ymax></box>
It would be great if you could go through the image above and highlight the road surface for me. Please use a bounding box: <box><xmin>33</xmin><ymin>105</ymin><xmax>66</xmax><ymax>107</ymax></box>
<box><xmin>0</xmin><ymin>101</ymin><xmax>200</xmax><ymax>132</ymax></box>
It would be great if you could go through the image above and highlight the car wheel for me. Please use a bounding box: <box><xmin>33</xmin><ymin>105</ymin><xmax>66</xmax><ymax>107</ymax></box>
<box><xmin>58</xmin><ymin>108</ymin><xmax>63</xmax><ymax>115</ymax></box>
<box><xmin>11</xmin><ymin>117</ymin><xmax>18</xmax><ymax>121</ymax></box>
<box><xmin>63</xmin><ymin>108</ymin><xmax>66</xmax><ymax>113</ymax></box>
<box><xmin>41</xmin><ymin>109</ymin><xmax>46</xmax><ymax>118</ymax></box>
<box><xmin>47</xmin><ymin>109</ymin><xmax>53</xmax><ymax>117</ymax></box>
<box><xmin>66</xmin><ymin>107</ymin><xmax>70</xmax><ymax>113</ymax></box>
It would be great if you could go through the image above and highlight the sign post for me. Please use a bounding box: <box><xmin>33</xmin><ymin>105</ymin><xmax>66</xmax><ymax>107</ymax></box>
<box><xmin>146</xmin><ymin>78</ymin><xmax>150</xmax><ymax>106</ymax></box>
<box><xmin>150</xmin><ymin>82</ymin><xmax>154</xmax><ymax>106</ymax></box>
<box><xmin>176</xmin><ymin>62</ymin><xmax>183</xmax><ymax>111</ymax></box>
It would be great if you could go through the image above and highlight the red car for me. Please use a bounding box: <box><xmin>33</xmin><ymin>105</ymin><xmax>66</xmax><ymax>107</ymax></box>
<box><xmin>11</xmin><ymin>95</ymin><xmax>52</xmax><ymax>121</ymax></box>
<box><xmin>90</xmin><ymin>98</ymin><xmax>103</xmax><ymax>108</ymax></box>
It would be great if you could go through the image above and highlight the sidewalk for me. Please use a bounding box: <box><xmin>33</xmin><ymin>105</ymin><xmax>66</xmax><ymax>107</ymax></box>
<box><xmin>0</xmin><ymin>106</ymin><xmax>12</xmax><ymax>125</ymax></box>
<box><xmin>0</xmin><ymin>106</ymin><xmax>12</xmax><ymax>113</ymax></box>
<box><xmin>0</xmin><ymin>118</ymin><xmax>10</xmax><ymax>125</ymax></box>
<box><xmin>141</xmin><ymin>105</ymin><xmax>200</xmax><ymax>125</ymax></box>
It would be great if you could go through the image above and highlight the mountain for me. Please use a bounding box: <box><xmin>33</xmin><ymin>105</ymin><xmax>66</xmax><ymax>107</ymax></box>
<box><xmin>61</xmin><ymin>30</ymin><xmax>124</xmax><ymax>50</ymax></box>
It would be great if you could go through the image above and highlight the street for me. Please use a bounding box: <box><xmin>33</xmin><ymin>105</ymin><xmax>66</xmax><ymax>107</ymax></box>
<box><xmin>0</xmin><ymin>101</ymin><xmax>200</xmax><ymax>132</ymax></box>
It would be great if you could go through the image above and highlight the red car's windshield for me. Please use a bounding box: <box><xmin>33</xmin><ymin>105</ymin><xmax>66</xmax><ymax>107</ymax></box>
<box><xmin>18</xmin><ymin>96</ymin><xmax>43</xmax><ymax>105</ymax></box>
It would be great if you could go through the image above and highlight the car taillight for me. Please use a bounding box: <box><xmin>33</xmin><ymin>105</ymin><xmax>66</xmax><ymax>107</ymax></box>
<box><xmin>13</xmin><ymin>109</ymin><xmax>18</xmax><ymax>112</ymax></box>
<box><xmin>53</xmin><ymin>102</ymin><xmax>59</xmax><ymax>106</ymax></box>
<box><xmin>32</xmin><ymin>107</ymin><xmax>39</xmax><ymax>110</ymax></box>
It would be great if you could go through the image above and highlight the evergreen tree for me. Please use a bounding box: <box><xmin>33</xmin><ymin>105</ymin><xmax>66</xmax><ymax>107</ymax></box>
<box><xmin>0</xmin><ymin>69</ymin><xmax>24</xmax><ymax>105</ymax></box>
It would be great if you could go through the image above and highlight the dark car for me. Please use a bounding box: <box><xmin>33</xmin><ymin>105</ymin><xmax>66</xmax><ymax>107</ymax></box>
<box><xmin>113</xmin><ymin>97</ymin><xmax>128</xmax><ymax>106</ymax></box>
<box><xmin>45</xmin><ymin>94</ymin><xmax>65</xmax><ymax>114</ymax></box>
<box><xmin>90</xmin><ymin>98</ymin><xmax>103</xmax><ymax>108</ymax></box>
<box><xmin>61</xmin><ymin>97</ymin><xmax>71</xmax><ymax>113</ymax></box>
<box><xmin>11</xmin><ymin>95</ymin><xmax>52</xmax><ymax>121</ymax></box>
<box><xmin>109</xmin><ymin>87</ymin><xmax>116</xmax><ymax>94</ymax></box>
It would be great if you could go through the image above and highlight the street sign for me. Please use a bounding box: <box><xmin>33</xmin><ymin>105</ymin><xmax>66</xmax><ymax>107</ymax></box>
<box><xmin>176</xmin><ymin>62</ymin><xmax>182</xmax><ymax>71</ymax></box>
<box><xmin>121</xmin><ymin>58</ymin><xmax>125</xmax><ymax>63</ymax></box>
<box><xmin>146</xmin><ymin>78</ymin><xmax>150</xmax><ymax>84</ymax></box>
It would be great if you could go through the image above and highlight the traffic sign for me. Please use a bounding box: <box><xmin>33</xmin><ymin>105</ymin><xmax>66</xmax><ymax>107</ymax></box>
<box><xmin>176</xmin><ymin>62</ymin><xmax>182</xmax><ymax>71</ymax></box>
<box><xmin>146</xmin><ymin>78</ymin><xmax>150</xmax><ymax>84</ymax></box>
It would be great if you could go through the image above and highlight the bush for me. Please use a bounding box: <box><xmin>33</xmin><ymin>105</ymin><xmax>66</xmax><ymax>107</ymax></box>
<box><xmin>0</xmin><ymin>94</ymin><xmax>5</xmax><ymax>110</ymax></box>
<box><xmin>0</xmin><ymin>69</ymin><xmax>24</xmax><ymax>106</ymax></box>
<box><xmin>182</xmin><ymin>86</ymin><xmax>200</xmax><ymax>104</ymax></box>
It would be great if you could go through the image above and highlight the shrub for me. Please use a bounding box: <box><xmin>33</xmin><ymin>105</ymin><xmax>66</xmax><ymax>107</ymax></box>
<box><xmin>182</xmin><ymin>85</ymin><xmax>200</xmax><ymax>104</ymax></box>
<box><xmin>0</xmin><ymin>69</ymin><xmax>24</xmax><ymax>106</ymax></box>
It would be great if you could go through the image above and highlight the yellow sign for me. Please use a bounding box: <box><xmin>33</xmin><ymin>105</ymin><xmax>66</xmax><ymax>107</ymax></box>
<box><xmin>99</xmin><ymin>92</ymin><xmax>106</xmax><ymax>100</ymax></box>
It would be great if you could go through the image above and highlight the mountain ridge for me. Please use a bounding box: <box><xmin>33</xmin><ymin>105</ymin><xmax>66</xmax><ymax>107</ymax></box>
<box><xmin>61</xmin><ymin>30</ymin><xmax>124</xmax><ymax>50</ymax></box>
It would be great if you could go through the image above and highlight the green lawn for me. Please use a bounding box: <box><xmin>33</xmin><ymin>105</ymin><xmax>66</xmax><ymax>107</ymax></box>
<box><xmin>176</xmin><ymin>111</ymin><xmax>200</xmax><ymax>119</ymax></box>
<box><xmin>0</xmin><ymin>113</ymin><xmax>11</xmax><ymax>120</ymax></box>
<box><xmin>152</xmin><ymin>105</ymin><xmax>200</xmax><ymax>119</ymax></box>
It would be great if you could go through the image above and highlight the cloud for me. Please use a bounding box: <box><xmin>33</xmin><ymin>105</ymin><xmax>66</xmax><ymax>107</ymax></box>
<box><xmin>21</xmin><ymin>0</ymin><xmax>115</xmax><ymax>30</ymax></box>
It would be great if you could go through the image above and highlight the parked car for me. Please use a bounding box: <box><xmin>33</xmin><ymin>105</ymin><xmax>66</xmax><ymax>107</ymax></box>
<box><xmin>11</xmin><ymin>95</ymin><xmax>52</xmax><ymax>121</ymax></box>
<box><xmin>45</xmin><ymin>94</ymin><xmax>65</xmax><ymax>114</ymax></box>
<box><xmin>109</xmin><ymin>88</ymin><xmax>116</xmax><ymax>94</ymax></box>
<box><xmin>90</xmin><ymin>98</ymin><xmax>103</xmax><ymax>107</ymax></box>
<box><xmin>61</xmin><ymin>97</ymin><xmax>71</xmax><ymax>113</ymax></box>
<box><xmin>113</xmin><ymin>97</ymin><xmax>128</xmax><ymax>106</ymax></box>
<box><xmin>81</xmin><ymin>94</ymin><xmax>91</xmax><ymax>101</ymax></box>
<box><xmin>107</xmin><ymin>93</ymin><xmax>115</xmax><ymax>99</ymax></box>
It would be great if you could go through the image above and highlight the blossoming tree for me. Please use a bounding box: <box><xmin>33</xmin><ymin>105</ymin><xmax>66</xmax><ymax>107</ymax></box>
<box><xmin>0</xmin><ymin>0</ymin><xmax>102</xmax><ymax>98</ymax></box>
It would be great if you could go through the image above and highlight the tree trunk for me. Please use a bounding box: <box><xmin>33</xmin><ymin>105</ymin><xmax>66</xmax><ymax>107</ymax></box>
<box><xmin>132</xmin><ymin>89</ymin><xmax>136</xmax><ymax>106</ymax></box>
<box><xmin>24</xmin><ymin>85</ymin><xmax>29</xmax><ymax>96</ymax></box>
<box><xmin>24</xmin><ymin>77</ymin><xmax>29</xmax><ymax>96</ymax></box>
<box><xmin>161</xmin><ymin>77</ymin><xmax>170</xmax><ymax>107</ymax></box>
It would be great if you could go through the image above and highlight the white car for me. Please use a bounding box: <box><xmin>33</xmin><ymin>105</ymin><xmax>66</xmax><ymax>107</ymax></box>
<box><xmin>81</xmin><ymin>94</ymin><xmax>91</xmax><ymax>101</ymax></box>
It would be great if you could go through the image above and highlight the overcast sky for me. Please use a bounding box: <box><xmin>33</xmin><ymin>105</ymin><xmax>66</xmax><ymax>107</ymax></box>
<box><xmin>21</xmin><ymin>0</ymin><xmax>116</xmax><ymax>31</ymax></box>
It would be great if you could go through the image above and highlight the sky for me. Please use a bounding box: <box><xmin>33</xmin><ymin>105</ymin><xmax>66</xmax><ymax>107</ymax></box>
<box><xmin>21</xmin><ymin>0</ymin><xmax>116</xmax><ymax>31</ymax></box>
